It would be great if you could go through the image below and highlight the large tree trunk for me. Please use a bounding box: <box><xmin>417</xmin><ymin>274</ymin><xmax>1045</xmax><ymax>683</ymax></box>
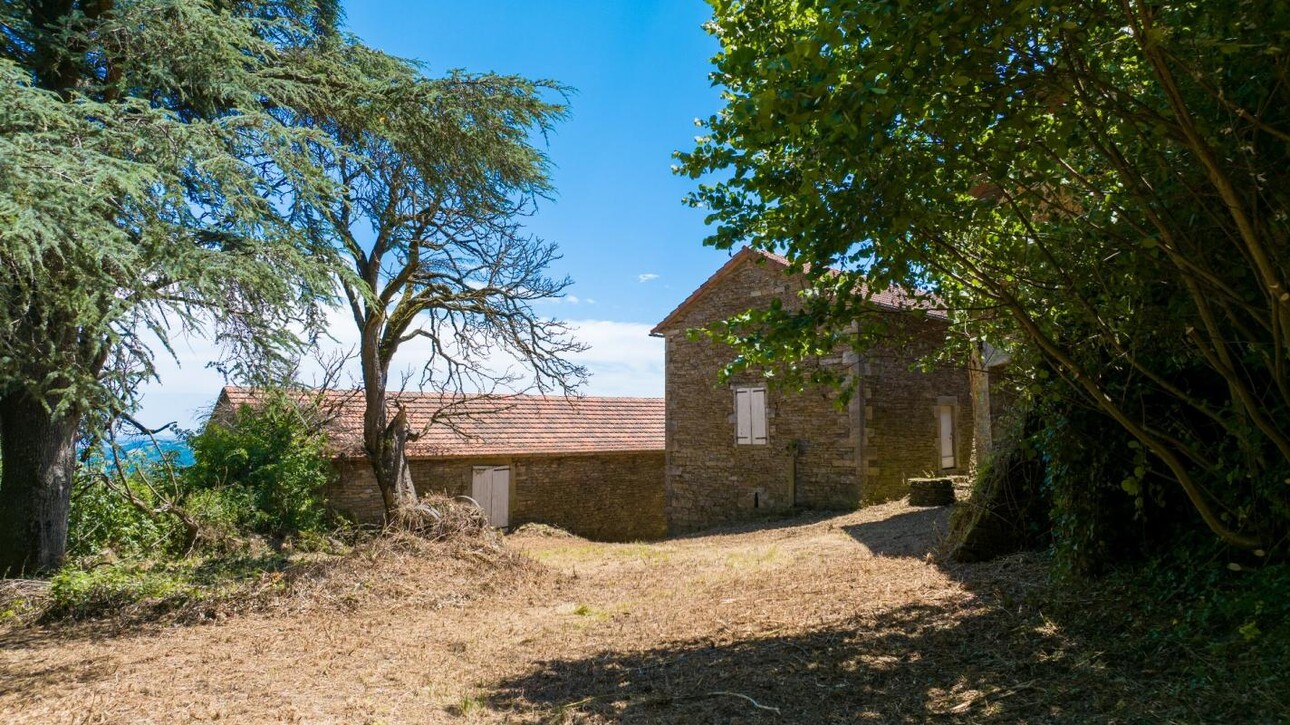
<box><xmin>372</xmin><ymin>405</ymin><xmax>419</xmax><ymax>517</ymax></box>
<box><xmin>0</xmin><ymin>390</ymin><xmax>79</xmax><ymax>576</ymax></box>
<box><xmin>358</xmin><ymin>328</ymin><xmax>418</xmax><ymax>521</ymax></box>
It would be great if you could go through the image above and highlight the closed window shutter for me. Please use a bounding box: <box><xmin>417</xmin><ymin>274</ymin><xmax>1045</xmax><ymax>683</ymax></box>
<box><xmin>750</xmin><ymin>387</ymin><xmax>768</xmax><ymax>444</ymax></box>
<box><xmin>939</xmin><ymin>404</ymin><xmax>956</xmax><ymax>468</ymax></box>
<box><xmin>735</xmin><ymin>388</ymin><xmax>751</xmax><ymax>444</ymax></box>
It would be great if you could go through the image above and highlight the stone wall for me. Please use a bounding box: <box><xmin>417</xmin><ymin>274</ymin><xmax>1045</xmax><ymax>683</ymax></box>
<box><xmin>858</xmin><ymin>316</ymin><xmax>975</xmax><ymax>502</ymax></box>
<box><xmin>325</xmin><ymin>452</ymin><xmax>665</xmax><ymax>542</ymax></box>
<box><xmin>512</xmin><ymin>452</ymin><xmax>667</xmax><ymax>542</ymax></box>
<box><xmin>659</xmin><ymin>256</ymin><xmax>974</xmax><ymax>533</ymax></box>
<box><xmin>325</xmin><ymin>460</ymin><xmax>385</xmax><ymax>524</ymax></box>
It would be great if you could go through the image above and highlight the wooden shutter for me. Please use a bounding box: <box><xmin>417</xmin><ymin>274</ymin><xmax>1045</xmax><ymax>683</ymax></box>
<box><xmin>939</xmin><ymin>404</ymin><xmax>956</xmax><ymax>468</ymax></box>
<box><xmin>750</xmin><ymin>387</ymin><xmax>768</xmax><ymax>444</ymax></box>
<box><xmin>735</xmin><ymin>388</ymin><xmax>752</xmax><ymax>444</ymax></box>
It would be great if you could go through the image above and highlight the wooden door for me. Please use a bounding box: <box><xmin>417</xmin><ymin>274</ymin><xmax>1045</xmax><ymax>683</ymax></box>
<box><xmin>938</xmin><ymin>405</ymin><xmax>956</xmax><ymax>469</ymax></box>
<box><xmin>471</xmin><ymin>466</ymin><xmax>510</xmax><ymax>528</ymax></box>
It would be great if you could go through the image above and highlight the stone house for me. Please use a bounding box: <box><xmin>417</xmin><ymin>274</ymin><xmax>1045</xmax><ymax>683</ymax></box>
<box><xmin>651</xmin><ymin>248</ymin><xmax>976</xmax><ymax>533</ymax></box>
<box><xmin>213</xmin><ymin>387</ymin><xmax>667</xmax><ymax>542</ymax></box>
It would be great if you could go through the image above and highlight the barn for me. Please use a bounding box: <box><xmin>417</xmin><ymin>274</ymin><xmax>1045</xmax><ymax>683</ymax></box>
<box><xmin>213</xmin><ymin>387</ymin><xmax>667</xmax><ymax>542</ymax></box>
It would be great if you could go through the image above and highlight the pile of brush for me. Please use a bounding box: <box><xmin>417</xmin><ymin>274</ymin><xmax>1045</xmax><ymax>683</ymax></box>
<box><xmin>386</xmin><ymin>494</ymin><xmax>501</xmax><ymax>544</ymax></box>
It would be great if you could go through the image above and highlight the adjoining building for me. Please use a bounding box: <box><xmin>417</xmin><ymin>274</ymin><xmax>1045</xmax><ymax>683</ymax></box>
<box><xmin>652</xmin><ymin>248</ymin><xmax>976</xmax><ymax>533</ymax></box>
<box><xmin>213</xmin><ymin>387</ymin><xmax>667</xmax><ymax>542</ymax></box>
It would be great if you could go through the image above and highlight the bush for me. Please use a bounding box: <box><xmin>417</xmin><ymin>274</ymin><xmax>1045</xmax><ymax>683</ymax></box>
<box><xmin>43</xmin><ymin>552</ymin><xmax>294</xmax><ymax>622</ymax></box>
<box><xmin>67</xmin><ymin>453</ymin><xmax>186</xmax><ymax>558</ymax></box>
<box><xmin>948</xmin><ymin>425</ymin><xmax>1049</xmax><ymax>563</ymax></box>
<box><xmin>185</xmin><ymin>389</ymin><xmax>333</xmax><ymax>539</ymax></box>
<box><xmin>48</xmin><ymin>562</ymin><xmax>196</xmax><ymax>619</ymax></box>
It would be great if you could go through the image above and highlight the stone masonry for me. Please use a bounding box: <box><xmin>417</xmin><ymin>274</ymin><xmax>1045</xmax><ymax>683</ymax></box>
<box><xmin>326</xmin><ymin>452</ymin><xmax>666</xmax><ymax>542</ymax></box>
<box><xmin>654</xmin><ymin>250</ymin><xmax>974</xmax><ymax>533</ymax></box>
<box><xmin>215</xmin><ymin>388</ymin><xmax>667</xmax><ymax>543</ymax></box>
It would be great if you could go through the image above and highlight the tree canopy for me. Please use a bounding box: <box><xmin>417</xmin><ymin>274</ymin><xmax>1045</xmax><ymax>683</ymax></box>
<box><xmin>285</xmin><ymin>41</ymin><xmax>586</xmax><ymax>515</ymax></box>
<box><xmin>680</xmin><ymin>0</ymin><xmax>1289</xmax><ymax>552</ymax></box>
<box><xmin>0</xmin><ymin>0</ymin><xmax>347</xmax><ymax>573</ymax></box>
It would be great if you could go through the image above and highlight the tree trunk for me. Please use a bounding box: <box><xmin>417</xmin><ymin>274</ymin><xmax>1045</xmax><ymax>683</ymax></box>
<box><xmin>968</xmin><ymin>340</ymin><xmax>993</xmax><ymax>471</ymax></box>
<box><xmin>358</xmin><ymin>323</ymin><xmax>419</xmax><ymax>520</ymax></box>
<box><xmin>0</xmin><ymin>390</ymin><xmax>79</xmax><ymax>576</ymax></box>
<box><xmin>372</xmin><ymin>404</ymin><xmax>419</xmax><ymax>517</ymax></box>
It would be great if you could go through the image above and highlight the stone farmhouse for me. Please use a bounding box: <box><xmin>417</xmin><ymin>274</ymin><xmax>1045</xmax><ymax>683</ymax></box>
<box><xmin>651</xmin><ymin>248</ymin><xmax>976</xmax><ymax>533</ymax></box>
<box><xmin>213</xmin><ymin>387</ymin><xmax>666</xmax><ymax>542</ymax></box>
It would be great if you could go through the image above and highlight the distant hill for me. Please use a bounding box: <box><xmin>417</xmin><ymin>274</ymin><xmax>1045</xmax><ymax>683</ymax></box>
<box><xmin>114</xmin><ymin>437</ymin><xmax>195</xmax><ymax>467</ymax></box>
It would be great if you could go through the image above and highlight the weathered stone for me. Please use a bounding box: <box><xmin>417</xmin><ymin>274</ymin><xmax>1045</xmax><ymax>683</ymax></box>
<box><xmin>654</xmin><ymin>252</ymin><xmax>974</xmax><ymax>533</ymax></box>
<box><xmin>326</xmin><ymin>451</ymin><xmax>666</xmax><ymax>542</ymax></box>
<box><xmin>908</xmin><ymin>477</ymin><xmax>956</xmax><ymax>507</ymax></box>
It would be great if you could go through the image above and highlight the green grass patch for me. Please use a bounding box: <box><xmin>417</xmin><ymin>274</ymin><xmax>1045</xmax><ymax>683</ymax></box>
<box><xmin>44</xmin><ymin>552</ymin><xmax>294</xmax><ymax>622</ymax></box>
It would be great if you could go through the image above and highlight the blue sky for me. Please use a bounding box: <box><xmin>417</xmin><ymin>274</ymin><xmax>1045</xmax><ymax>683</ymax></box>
<box><xmin>343</xmin><ymin>0</ymin><xmax>729</xmax><ymax>321</ymax></box>
<box><xmin>137</xmin><ymin>0</ymin><xmax>734</xmax><ymax>429</ymax></box>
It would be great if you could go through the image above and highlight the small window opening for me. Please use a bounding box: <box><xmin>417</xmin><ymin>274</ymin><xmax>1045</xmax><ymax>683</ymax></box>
<box><xmin>753</xmin><ymin>492</ymin><xmax>760</xmax><ymax>509</ymax></box>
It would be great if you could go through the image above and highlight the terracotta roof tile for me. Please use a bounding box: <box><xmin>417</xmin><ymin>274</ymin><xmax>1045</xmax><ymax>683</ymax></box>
<box><xmin>217</xmin><ymin>387</ymin><xmax>664</xmax><ymax>460</ymax></box>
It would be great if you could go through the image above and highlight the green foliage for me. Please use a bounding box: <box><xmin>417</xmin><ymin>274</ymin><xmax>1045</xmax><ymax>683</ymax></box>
<box><xmin>1086</xmin><ymin>547</ymin><xmax>1290</xmax><ymax>698</ymax></box>
<box><xmin>67</xmin><ymin>456</ymin><xmax>185</xmax><ymax>558</ymax></box>
<box><xmin>0</xmin><ymin>1</ymin><xmax>345</xmax><ymax>418</ymax></box>
<box><xmin>682</xmin><ymin>0</ymin><xmax>1290</xmax><ymax>551</ymax></box>
<box><xmin>0</xmin><ymin>0</ymin><xmax>354</xmax><ymax>573</ymax></box>
<box><xmin>46</xmin><ymin>552</ymin><xmax>291</xmax><ymax>621</ymax></box>
<box><xmin>48</xmin><ymin>562</ymin><xmax>196</xmax><ymax>619</ymax></box>
<box><xmin>186</xmin><ymin>391</ymin><xmax>333</xmax><ymax>538</ymax></box>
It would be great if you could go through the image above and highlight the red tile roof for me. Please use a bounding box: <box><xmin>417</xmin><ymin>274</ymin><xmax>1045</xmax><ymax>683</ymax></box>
<box><xmin>651</xmin><ymin>247</ymin><xmax>945</xmax><ymax>335</ymax></box>
<box><xmin>217</xmin><ymin>386</ymin><xmax>664</xmax><ymax>460</ymax></box>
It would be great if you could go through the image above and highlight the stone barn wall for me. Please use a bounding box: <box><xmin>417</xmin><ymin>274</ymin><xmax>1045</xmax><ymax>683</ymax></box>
<box><xmin>512</xmin><ymin>452</ymin><xmax>667</xmax><ymax>542</ymax></box>
<box><xmin>326</xmin><ymin>452</ymin><xmax>665</xmax><ymax>542</ymax></box>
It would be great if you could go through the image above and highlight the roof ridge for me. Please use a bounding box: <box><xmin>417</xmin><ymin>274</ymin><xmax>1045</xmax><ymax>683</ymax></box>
<box><xmin>651</xmin><ymin>246</ymin><xmax>947</xmax><ymax>335</ymax></box>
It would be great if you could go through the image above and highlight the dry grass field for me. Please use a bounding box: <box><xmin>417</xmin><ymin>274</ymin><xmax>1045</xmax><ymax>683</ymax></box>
<box><xmin>0</xmin><ymin>500</ymin><xmax>1280</xmax><ymax>723</ymax></box>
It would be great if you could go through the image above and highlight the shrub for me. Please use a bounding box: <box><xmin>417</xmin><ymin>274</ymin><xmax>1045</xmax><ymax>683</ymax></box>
<box><xmin>48</xmin><ymin>562</ymin><xmax>195</xmax><ymax>619</ymax></box>
<box><xmin>185</xmin><ymin>389</ymin><xmax>333</xmax><ymax>538</ymax></box>
<box><xmin>67</xmin><ymin>453</ymin><xmax>186</xmax><ymax>558</ymax></box>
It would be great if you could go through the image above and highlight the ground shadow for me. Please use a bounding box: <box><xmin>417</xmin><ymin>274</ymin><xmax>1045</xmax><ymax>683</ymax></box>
<box><xmin>841</xmin><ymin>506</ymin><xmax>952</xmax><ymax>558</ymax></box>
<box><xmin>483</xmin><ymin>598</ymin><xmax>1147</xmax><ymax>723</ymax></box>
<box><xmin>666</xmin><ymin>508</ymin><xmax>856</xmax><ymax>541</ymax></box>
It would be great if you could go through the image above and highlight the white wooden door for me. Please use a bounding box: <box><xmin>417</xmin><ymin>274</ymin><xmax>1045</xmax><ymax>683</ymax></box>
<box><xmin>938</xmin><ymin>405</ymin><xmax>956</xmax><ymax>469</ymax></box>
<box><xmin>471</xmin><ymin>466</ymin><xmax>510</xmax><ymax>528</ymax></box>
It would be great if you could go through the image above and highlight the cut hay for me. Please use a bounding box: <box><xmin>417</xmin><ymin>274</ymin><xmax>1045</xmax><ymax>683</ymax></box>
<box><xmin>268</xmin><ymin>528</ymin><xmax>543</xmax><ymax>618</ymax></box>
<box><xmin>0</xmin><ymin>579</ymin><xmax>51</xmax><ymax>625</ymax></box>
<box><xmin>1</xmin><ymin>495</ymin><xmax>547</xmax><ymax>629</ymax></box>
<box><xmin>510</xmin><ymin>522</ymin><xmax>576</xmax><ymax>538</ymax></box>
<box><xmin>387</xmin><ymin>493</ymin><xmax>501</xmax><ymax>542</ymax></box>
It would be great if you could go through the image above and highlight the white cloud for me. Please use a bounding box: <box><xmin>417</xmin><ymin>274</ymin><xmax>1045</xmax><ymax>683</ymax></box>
<box><xmin>566</xmin><ymin>320</ymin><xmax>663</xmax><ymax>397</ymax></box>
<box><xmin>637</xmin><ymin>273</ymin><xmax>659</xmax><ymax>283</ymax></box>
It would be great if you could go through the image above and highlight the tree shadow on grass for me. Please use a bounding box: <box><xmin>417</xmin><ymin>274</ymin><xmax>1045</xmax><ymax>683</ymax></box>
<box><xmin>841</xmin><ymin>506</ymin><xmax>953</xmax><ymax>558</ymax></box>
<box><xmin>666</xmin><ymin>509</ymin><xmax>851</xmax><ymax>541</ymax></box>
<box><xmin>484</xmin><ymin>597</ymin><xmax>1134</xmax><ymax>723</ymax></box>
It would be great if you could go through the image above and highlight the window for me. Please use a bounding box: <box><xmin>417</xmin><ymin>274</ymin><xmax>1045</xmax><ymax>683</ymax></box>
<box><xmin>938</xmin><ymin>403</ymin><xmax>956</xmax><ymax>469</ymax></box>
<box><xmin>735</xmin><ymin>386</ymin><xmax>768</xmax><ymax>445</ymax></box>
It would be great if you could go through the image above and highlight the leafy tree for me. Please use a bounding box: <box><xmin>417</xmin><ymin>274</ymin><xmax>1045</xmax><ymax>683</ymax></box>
<box><xmin>0</xmin><ymin>0</ymin><xmax>344</xmax><ymax>574</ymax></box>
<box><xmin>289</xmin><ymin>44</ymin><xmax>586</xmax><ymax>517</ymax></box>
<box><xmin>680</xmin><ymin>0</ymin><xmax>1288</xmax><ymax>549</ymax></box>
